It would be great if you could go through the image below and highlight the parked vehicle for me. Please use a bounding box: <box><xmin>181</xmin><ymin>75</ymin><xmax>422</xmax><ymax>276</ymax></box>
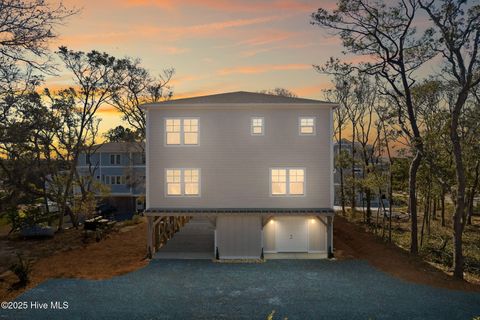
<box><xmin>95</xmin><ymin>203</ymin><xmax>117</xmax><ymax>217</ymax></box>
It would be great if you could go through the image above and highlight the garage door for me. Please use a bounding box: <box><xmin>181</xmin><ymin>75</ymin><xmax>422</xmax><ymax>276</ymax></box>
<box><xmin>275</xmin><ymin>216</ymin><xmax>308</xmax><ymax>252</ymax></box>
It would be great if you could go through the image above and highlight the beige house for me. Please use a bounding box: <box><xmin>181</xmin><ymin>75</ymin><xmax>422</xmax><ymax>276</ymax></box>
<box><xmin>142</xmin><ymin>91</ymin><xmax>337</xmax><ymax>259</ymax></box>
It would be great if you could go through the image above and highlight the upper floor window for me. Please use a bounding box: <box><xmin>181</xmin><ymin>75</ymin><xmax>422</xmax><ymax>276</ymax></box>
<box><xmin>110</xmin><ymin>154</ymin><xmax>121</xmax><ymax>165</ymax></box>
<box><xmin>165</xmin><ymin>118</ymin><xmax>199</xmax><ymax>145</ymax></box>
<box><xmin>251</xmin><ymin>117</ymin><xmax>264</xmax><ymax>135</ymax></box>
<box><xmin>271</xmin><ymin>168</ymin><xmax>305</xmax><ymax>196</ymax></box>
<box><xmin>141</xmin><ymin>153</ymin><xmax>146</xmax><ymax>164</ymax></box>
<box><xmin>166</xmin><ymin>168</ymin><xmax>200</xmax><ymax>196</ymax></box>
<box><xmin>299</xmin><ymin>117</ymin><xmax>315</xmax><ymax>135</ymax></box>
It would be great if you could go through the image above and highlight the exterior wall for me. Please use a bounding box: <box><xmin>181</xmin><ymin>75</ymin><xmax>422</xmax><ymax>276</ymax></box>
<box><xmin>308</xmin><ymin>217</ymin><xmax>327</xmax><ymax>252</ymax></box>
<box><xmin>262</xmin><ymin>216</ymin><xmax>326</xmax><ymax>253</ymax></box>
<box><xmin>77</xmin><ymin>151</ymin><xmax>145</xmax><ymax>197</ymax></box>
<box><xmin>216</xmin><ymin>216</ymin><xmax>262</xmax><ymax>259</ymax></box>
<box><xmin>147</xmin><ymin>105</ymin><xmax>333</xmax><ymax>209</ymax></box>
<box><xmin>263</xmin><ymin>219</ymin><xmax>276</xmax><ymax>252</ymax></box>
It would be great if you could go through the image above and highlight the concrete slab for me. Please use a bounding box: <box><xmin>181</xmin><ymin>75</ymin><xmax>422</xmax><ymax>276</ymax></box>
<box><xmin>265</xmin><ymin>252</ymin><xmax>328</xmax><ymax>259</ymax></box>
<box><xmin>155</xmin><ymin>217</ymin><xmax>214</xmax><ymax>259</ymax></box>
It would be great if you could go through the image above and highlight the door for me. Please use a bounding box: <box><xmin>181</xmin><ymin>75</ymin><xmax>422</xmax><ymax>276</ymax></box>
<box><xmin>275</xmin><ymin>216</ymin><xmax>308</xmax><ymax>252</ymax></box>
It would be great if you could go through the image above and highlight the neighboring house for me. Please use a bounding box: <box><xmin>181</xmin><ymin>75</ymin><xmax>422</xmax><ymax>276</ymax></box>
<box><xmin>76</xmin><ymin>142</ymin><xmax>146</xmax><ymax>215</ymax></box>
<box><xmin>333</xmin><ymin>139</ymin><xmax>389</xmax><ymax>208</ymax></box>
<box><xmin>142</xmin><ymin>91</ymin><xmax>337</xmax><ymax>259</ymax></box>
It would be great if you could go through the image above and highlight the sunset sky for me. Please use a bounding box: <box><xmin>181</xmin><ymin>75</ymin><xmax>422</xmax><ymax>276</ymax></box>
<box><xmin>47</xmin><ymin>0</ymin><xmax>347</xmax><ymax>134</ymax></box>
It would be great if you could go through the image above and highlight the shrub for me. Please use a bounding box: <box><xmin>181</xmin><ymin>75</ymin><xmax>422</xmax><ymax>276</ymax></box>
<box><xmin>9</xmin><ymin>253</ymin><xmax>32</xmax><ymax>289</ymax></box>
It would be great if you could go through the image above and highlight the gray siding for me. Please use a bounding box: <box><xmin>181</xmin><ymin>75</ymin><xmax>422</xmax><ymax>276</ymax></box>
<box><xmin>147</xmin><ymin>105</ymin><xmax>333</xmax><ymax>209</ymax></box>
<box><xmin>216</xmin><ymin>216</ymin><xmax>262</xmax><ymax>258</ymax></box>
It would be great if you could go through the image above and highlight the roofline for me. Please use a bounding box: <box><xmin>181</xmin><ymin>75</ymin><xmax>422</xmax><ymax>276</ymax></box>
<box><xmin>144</xmin><ymin>207</ymin><xmax>335</xmax><ymax>216</ymax></box>
<box><xmin>140</xmin><ymin>102</ymin><xmax>338</xmax><ymax>110</ymax></box>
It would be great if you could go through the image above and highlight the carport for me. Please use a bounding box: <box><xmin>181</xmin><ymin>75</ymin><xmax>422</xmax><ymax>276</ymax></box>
<box><xmin>154</xmin><ymin>217</ymin><xmax>215</xmax><ymax>259</ymax></box>
<box><xmin>145</xmin><ymin>208</ymin><xmax>334</xmax><ymax>260</ymax></box>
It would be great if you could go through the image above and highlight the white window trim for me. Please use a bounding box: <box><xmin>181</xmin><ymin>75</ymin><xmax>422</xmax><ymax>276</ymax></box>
<box><xmin>164</xmin><ymin>168</ymin><xmax>201</xmax><ymax>197</ymax></box>
<box><xmin>110</xmin><ymin>154</ymin><xmax>121</xmax><ymax>165</ymax></box>
<box><xmin>298</xmin><ymin>116</ymin><xmax>316</xmax><ymax>136</ymax></box>
<box><xmin>269</xmin><ymin>167</ymin><xmax>306</xmax><ymax>197</ymax></box>
<box><xmin>250</xmin><ymin>116</ymin><xmax>265</xmax><ymax>136</ymax></box>
<box><xmin>104</xmin><ymin>175</ymin><xmax>125</xmax><ymax>185</ymax></box>
<box><xmin>164</xmin><ymin>117</ymin><xmax>200</xmax><ymax>147</ymax></box>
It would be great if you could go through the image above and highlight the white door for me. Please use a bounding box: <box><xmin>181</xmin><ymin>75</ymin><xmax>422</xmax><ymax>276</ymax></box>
<box><xmin>275</xmin><ymin>216</ymin><xmax>308</xmax><ymax>252</ymax></box>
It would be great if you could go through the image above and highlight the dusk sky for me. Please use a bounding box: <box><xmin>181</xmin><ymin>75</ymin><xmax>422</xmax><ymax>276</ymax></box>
<box><xmin>46</xmin><ymin>0</ymin><xmax>344</xmax><ymax>134</ymax></box>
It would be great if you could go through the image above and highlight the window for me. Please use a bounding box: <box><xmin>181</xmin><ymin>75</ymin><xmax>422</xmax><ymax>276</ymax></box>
<box><xmin>251</xmin><ymin>117</ymin><xmax>264</xmax><ymax>135</ymax></box>
<box><xmin>104</xmin><ymin>175</ymin><xmax>125</xmax><ymax>185</ymax></box>
<box><xmin>165</xmin><ymin>118</ymin><xmax>199</xmax><ymax>145</ymax></box>
<box><xmin>166</xmin><ymin>168</ymin><xmax>200</xmax><ymax>196</ymax></box>
<box><xmin>110</xmin><ymin>154</ymin><xmax>121</xmax><ymax>165</ymax></box>
<box><xmin>271</xmin><ymin>168</ymin><xmax>305</xmax><ymax>196</ymax></box>
<box><xmin>86</xmin><ymin>154</ymin><xmax>91</xmax><ymax>165</ymax></box>
<box><xmin>141</xmin><ymin>153</ymin><xmax>146</xmax><ymax>164</ymax></box>
<box><xmin>299</xmin><ymin>117</ymin><xmax>315</xmax><ymax>135</ymax></box>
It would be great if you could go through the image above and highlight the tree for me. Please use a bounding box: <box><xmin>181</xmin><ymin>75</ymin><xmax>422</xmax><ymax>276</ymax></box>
<box><xmin>104</xmin><ymin>125</ymin><xmax>141</xmax><ymax>143</ymax></box>
<box><xmin>259</xmin><ymin>88</ymin><xmax>298</xmax><ymax>97</ymax></box>
<box><xmin>321</xmin><ymin>61</ymin><xmax>350</xmax><ymax>214</ymax></box>
<box><xmin>0</xmin><ymin>0</ymin><xmax>76</xmax><ymax>90</ymax></box>
<box><xmin>50</xmin><ymin>47</ymin><xmax>130</xmax><ymax>230</ymax></box>
<box><xmin>352</xmin><ymin>74</ymin><xmax>380</xmax><ymax>224</ymax></box>
<box><xmin>419</xmin><ymin>0</ymin><xmax>480</xmax><ymax>279</ymax></box>
<box><xmin>317</xmin><ymin>61</ymin><xmax>363</xmax><ymax>215</ymax></box>
<box><xmin>312</xmin><ymin>0</ymin><xmax>436</xmax><ymax>254</ymax></box>
<box><xmin>111</xmin><ymin>61</ymin><xmax>174</xmax><ymax>142</ymax></box>
<box><xmin>0</xmin><ymin>89</ymin><xmax>55</xmax><ymax>208</ymax></box>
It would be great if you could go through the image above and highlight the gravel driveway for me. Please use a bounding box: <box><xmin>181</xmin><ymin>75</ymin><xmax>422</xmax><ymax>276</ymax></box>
<box><xmin>1</xmin><ymin>260</ymin><xmax>479</xmax><ymax>320</ymax></box>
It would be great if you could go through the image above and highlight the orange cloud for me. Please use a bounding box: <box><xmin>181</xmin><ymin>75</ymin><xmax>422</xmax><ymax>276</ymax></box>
<box><xmin>292</xmin><ymin>83</ymin><xmax>331</xmax><ymax>97</ymax></box>
<box><xmin>240</xmin><ymin>41</ymin><xmax>314</xmax><ymax>57</ymax></box>
<box><xmin>57</xmin><ymin>15</ymin><xmax>283</xmax><ymax>47</ymax></box>
<box><xmin>124</xmin><ymin>0</ymin><xmax>316</xmax><ymax>12</ymax></box>
<box><xmin>217</xmin><ymin>63</ymin><xmax>311</xmax><ymax>75</ymax></box>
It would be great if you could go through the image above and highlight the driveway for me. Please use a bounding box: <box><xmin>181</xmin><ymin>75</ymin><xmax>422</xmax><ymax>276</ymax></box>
<box><xmin>1</xmin><ymin>260</ymin><xmax>479</xmax><ymax>320</ymax></box>
<box><xmin>154</xmin><ymin>217</ymin><xmax>215</xmax><ymax>259</ymax></box>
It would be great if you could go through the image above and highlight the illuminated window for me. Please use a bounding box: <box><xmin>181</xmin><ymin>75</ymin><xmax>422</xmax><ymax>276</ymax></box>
<box><xmin>251</xmin><ymin>117</ymin><xmax>264</xmax><ymax>135</ymax></box>
<box><xmin>166</xmin><ymin>169</ymin><xmax>181</xmax><ymax>195</ymax></box>
<box><xmin>183</xmin><ymin>119</ymin><xmax>199</xmax><ymax>145</ymax></box>
<box><xmin>165</xmin><ymin>118</ymin><xmax>199</xmax><ymax>145</ymax></box>
<box><xmin>184</xmin><ymin>169</ymin><xmax>199</xmax><ymax>195</ymax></box>
<box><xmin>271</xmin><ymin>168</ymin><xmax>305</xmax><ymax>196</ymax></box>
<box><xmin>271</xmin><ymin>169</ymin><xmax>287</xmax><ymax>195</ymax></box>
<box><xmin>289</xmin><ymin>169</ymin><xmax>305</xmax><ymax>195</ymax></box>
<box><xmin>166</xmin><ymin>168</ymin><xmax>200</xmax><ymax>196</ymax></box>
<box><xmin>299</xmin><ymin>117</ymin><xmax>315</xmax><ymax>135</ymax></box>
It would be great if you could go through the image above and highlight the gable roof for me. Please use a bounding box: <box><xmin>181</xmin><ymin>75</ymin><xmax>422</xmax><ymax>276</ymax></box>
<box><xmin>92</xmin><ymin>141</ymin><xmax>144</xmax><ymax>153</ymax></box>
<box><xmin>141</xmin><ymin>91</ymin><xmax>335</xmax><ymax>107</ymax></box>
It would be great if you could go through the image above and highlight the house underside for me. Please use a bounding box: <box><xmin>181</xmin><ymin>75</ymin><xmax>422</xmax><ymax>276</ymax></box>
<box><xmin>145</xmin><ymin>208</ymin><xmax>334</xmax><ymax>260</ymax></box>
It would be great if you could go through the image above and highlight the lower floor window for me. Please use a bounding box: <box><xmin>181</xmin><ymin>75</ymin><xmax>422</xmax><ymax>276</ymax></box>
<box><xmin>166</xmin><ymin>168</ymin><xmax>200</xmax><ymax>196</ymax></box>
<box><xmin>104</xmin><ymin>175</ymin><xmax>125</xmax><ymax>185</ymax></box>
<box><xmin>271</xmin><ymin>168</ymin><xmax>305</xmax><ymax>196</ymax></box>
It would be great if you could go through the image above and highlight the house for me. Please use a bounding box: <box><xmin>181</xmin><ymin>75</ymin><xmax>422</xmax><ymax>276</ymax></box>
<box><xmin>142</xmin><ymin>91</ymin><xmax>337</xmax><ymax>259</ymax></box>
<box><xmin>76</xmin><ymin>142</ymin><xmax>146</xmax><ymax>217</ymax></box>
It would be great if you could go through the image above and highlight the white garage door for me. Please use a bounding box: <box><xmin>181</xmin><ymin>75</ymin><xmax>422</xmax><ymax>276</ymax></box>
<box><xmin>275</xmin><ymin>216</ymin><xmax>308</xmax><ymax>252</ymax></box>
